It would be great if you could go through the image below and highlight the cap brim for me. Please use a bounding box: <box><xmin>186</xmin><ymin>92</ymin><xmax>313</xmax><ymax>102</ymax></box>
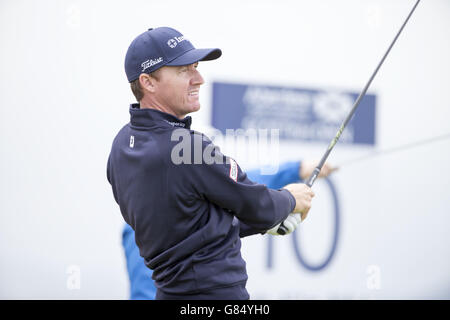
<box><xmin>166</xmin><ymin>48</ymin><xmax>222</xmax><ymax>66</ymax></box>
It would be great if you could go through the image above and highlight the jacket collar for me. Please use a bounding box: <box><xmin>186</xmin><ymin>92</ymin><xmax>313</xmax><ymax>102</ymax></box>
<box><xmin>129</xmin><ymin>103</ymin><xmax>192</xmax><ymax>129</ymax></box>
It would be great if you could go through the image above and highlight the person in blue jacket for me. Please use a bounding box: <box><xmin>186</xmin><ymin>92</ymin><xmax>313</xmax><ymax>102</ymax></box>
<box><xmin>108</xmin><ymin>27</ymin><xmax>334</xmax><ymax>300</ymax></box>
<box><xmin>122</xmin><ymin>160</ymin><xmax>336</xmax><ymax>300</ymax></box>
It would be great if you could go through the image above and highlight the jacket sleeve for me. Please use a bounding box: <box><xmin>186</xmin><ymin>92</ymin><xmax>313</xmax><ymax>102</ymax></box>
<box><xmin>173</xmin><ymin>134</ymin><xmax>296</xmax><ymax>232</ymax></box>
<box><xmin>237</xmin><ymin>161</ymin><xmax>303</xmax><ymax>237</ymax></box>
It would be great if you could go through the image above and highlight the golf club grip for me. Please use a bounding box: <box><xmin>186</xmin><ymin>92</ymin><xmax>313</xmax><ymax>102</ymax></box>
<box><xmin>276</xmin><ymin>168</ymin><xmax>318</xmax><ymax>235</ymax></box>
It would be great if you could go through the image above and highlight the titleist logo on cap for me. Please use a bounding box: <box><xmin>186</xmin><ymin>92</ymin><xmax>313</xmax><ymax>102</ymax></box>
<box><xmin>141</xmin><ymin>57</ymin><xmax>163</xmax><ymax>72</ymax></box>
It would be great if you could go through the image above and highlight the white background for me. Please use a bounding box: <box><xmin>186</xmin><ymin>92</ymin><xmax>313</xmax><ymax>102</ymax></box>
<box><xmin>0</xmin><ymin>0</ymin><xmax>449</xmax><ymax>299</ymax></box>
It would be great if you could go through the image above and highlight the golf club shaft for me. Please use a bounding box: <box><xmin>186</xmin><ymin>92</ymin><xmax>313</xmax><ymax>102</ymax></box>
<box><xmin>277</xmin><ymin>0</ymin><xmax>421</xmax><ymax>234</ymax></box>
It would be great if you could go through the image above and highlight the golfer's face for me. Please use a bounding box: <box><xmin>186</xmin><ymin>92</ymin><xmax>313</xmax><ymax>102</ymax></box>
<box><xmin>156</xmin><ymin>62</ymin><xmax>204</xmax><ymax>119</ymax></box>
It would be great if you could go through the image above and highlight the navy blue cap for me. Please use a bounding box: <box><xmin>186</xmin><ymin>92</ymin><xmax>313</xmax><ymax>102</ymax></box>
<box><xmin>125</xmin><ymin>27</ymin><xmax>222</xmax><ymax>82</ymax></box>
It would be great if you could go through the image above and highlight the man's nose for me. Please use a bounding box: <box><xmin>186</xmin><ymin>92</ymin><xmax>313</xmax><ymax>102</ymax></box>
<box><xmin>191</xmin><ymin>68</ymin><xmax>204</xmax><ymax>86</ymax></box>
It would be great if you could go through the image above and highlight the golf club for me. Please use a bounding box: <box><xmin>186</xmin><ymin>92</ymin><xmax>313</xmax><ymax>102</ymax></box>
<box><xmin>277</xmin><ymin>0</ymin><xmax>422</xmax><ymax>235</ymax></box>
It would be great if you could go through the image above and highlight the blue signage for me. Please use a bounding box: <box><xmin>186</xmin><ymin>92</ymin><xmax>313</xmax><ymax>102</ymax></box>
<box><xmin>212</xmin><ymin>81</ymin><xmax>376</xmax><ymax>145</ymax></box>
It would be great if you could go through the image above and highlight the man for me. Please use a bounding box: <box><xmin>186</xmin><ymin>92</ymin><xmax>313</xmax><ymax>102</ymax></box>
<box><xmin>122</xmin><ymin>159</ymin><xmax>336</xmax><ymax>300</ymax></box>
<box><xmin>107</xmin><ymin>27</ymin><xmax>316</xmax><ymax>300</ymax></box>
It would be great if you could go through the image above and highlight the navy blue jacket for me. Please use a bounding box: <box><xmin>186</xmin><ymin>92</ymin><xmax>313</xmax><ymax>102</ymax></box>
<box><xmin>107</xmin><ymin>104</ymin><xmax>296</xmax><ymax>297</ymax></box>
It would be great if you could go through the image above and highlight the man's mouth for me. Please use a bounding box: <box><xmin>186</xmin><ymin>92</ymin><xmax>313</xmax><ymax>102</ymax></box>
<box><xmin>188</xmin><ymin>90</ymin><xmax>199</xmax><ymax>97</ymax></box>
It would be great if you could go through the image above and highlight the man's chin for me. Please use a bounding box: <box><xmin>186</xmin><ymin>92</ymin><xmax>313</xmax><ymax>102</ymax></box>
<box><xmin>180</xmin><ymin>104</ymin><xmax>201</xmax><ymax>118</ymax></box>
<box><xmin>191</xmin><ymin>104</ymin><xmax>201</xmax><ymax>113</ymax></box>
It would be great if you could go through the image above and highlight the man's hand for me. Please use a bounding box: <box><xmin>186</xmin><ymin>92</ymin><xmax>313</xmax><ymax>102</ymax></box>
<box><xmin>267</xmin><ymin>183</ymin><xmax>314</xmax><ymax>236</ymax></box>
<box><xmin>300</xmin><ymin>160</ymin><xmax>338</xmax><ymax>180</ymax></box>
<box><xmin>283</xmin><ymin>183</ymin><xmax>315</xmax><ymax>221</ymax></box>
<box><xmin>268</xmin><ymin>162</ymin><xmax>336</xmax><ymax>236</ymax></box>
<box><xmin>266</xmin><ymin>214</ymin><xmax>301</xmax><ymax>236</ymax></box>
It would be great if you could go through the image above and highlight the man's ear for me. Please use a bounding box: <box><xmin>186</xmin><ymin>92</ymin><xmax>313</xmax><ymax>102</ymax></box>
<box><xmin>139</xmin><ymin>73</ymin><xmax>157</xmax><ymax>93</ymax></box>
